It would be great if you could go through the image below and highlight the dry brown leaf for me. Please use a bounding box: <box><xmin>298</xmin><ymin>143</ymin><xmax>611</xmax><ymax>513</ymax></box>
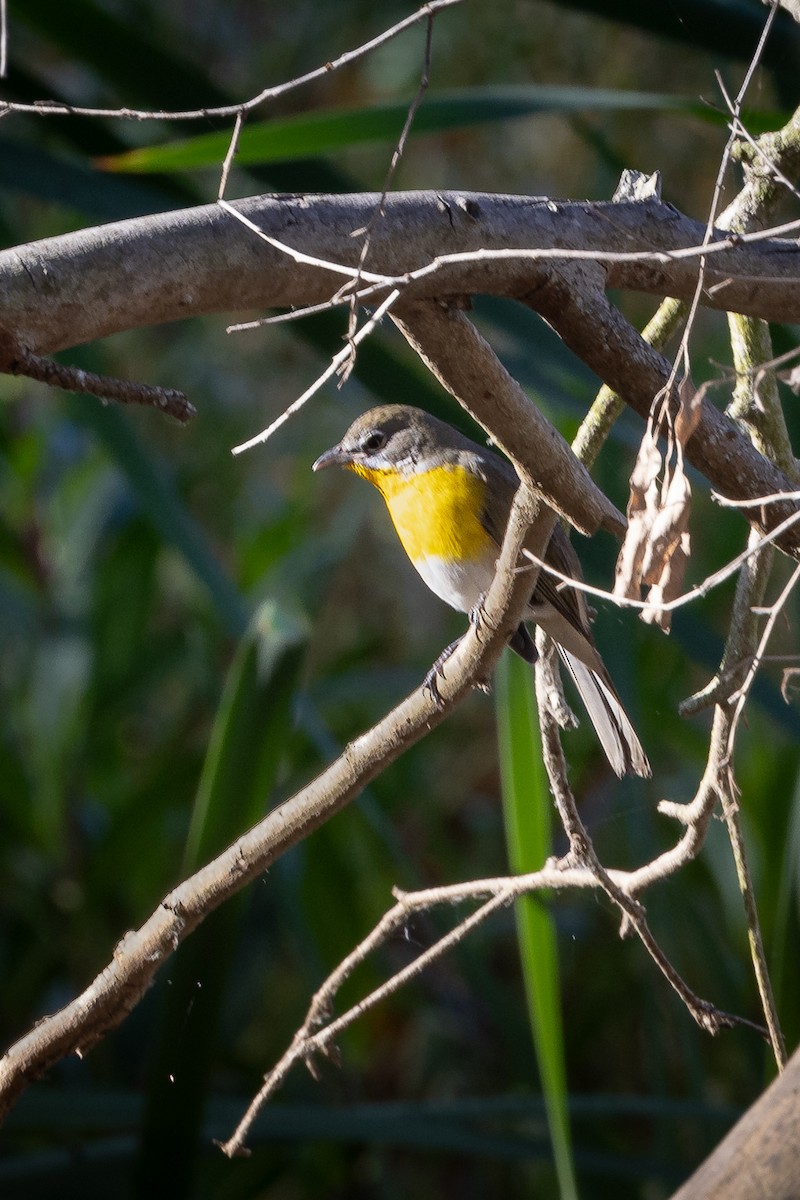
<box><xmin>615</xmin><ymin>376</ymin><xmax>697</xmax><ymax>630</ymax></box>
<box><xmin>641</xmin><ymin>469</ymin><xmax>693</xmax><ymax>630</ymax></box>
<box><xmin>614</xmin><ymin>426</ymin><xmax>662</xmax><ymax>600</ymax></box>
<box><xmin>674</xmin><ymin>376</ymin><xmax>703</xmax><ymax>446</ymax></box>
<box><xmin>642</xmin><ymin>468</ymin><xmax>692</xmax><ymax>581</ymax></box>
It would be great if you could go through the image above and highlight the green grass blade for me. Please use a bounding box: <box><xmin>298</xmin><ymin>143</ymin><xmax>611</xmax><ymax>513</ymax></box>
<box><xmin>496</xmin><ymin>651</ymin><xmax>578</xmax><ymax>1200</ymax></box>
<box><xmin>98</xmin><ymin>85</ymin><xmax>732</xmax><ymax>173</ymax></box>
<box><xmin>183</xmin><ymin>600</ymin><xmax>308</xmax><ymax>871</ymax></box>
<box><xmin>135</xmin><ymin>601</ymin><xmax>307</xmax><ymax>1199</ymax></box>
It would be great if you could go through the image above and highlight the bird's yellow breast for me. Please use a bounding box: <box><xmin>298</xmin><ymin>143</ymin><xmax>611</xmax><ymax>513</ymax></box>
<box><xmin>350</xmin><ymin>462</ymin><xmax>492</xmax><ymax>563</ymax></box>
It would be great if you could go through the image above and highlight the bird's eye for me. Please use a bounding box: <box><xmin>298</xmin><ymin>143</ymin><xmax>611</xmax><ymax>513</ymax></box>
<box><xmin>361</xmin><ymin>430</ymin><xmax>386</xmax><ymax>454</ymax></box>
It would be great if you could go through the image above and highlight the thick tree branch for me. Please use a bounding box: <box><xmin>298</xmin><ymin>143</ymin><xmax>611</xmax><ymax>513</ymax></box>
<box><xmin>5</xmin><ymin>189</ymin><xmax>800</xmax><ymax>555</ymax></box>
<box><xmin>1</xmin><ymin>193</ymin><xmax>799</xmax><ymax>356</ymax></box>
<box><xmin>670</xmin><ymin>1043</ymin><xmax>800</xmax><ymax>1200</ymax></box>
<box><xmin>527</xmin><ymin>275</ymin><xmax>800</xmax><ymax>557</ymax></box>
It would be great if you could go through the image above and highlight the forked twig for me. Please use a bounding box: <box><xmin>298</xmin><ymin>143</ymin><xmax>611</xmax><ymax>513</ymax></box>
<box><xmin>533</xmin><ymin>643</ymin><xmax>755</xmax><ymax>1038</ymax></box>
<box><xmin>229</xmin><ymin>287</ymin><xmax>400</xmax><ymax>455</ymax></box>
<box><xmin>218</xmin><ymin>884</ymin><xmax>518</xmax><ymax>1157</ymax></box>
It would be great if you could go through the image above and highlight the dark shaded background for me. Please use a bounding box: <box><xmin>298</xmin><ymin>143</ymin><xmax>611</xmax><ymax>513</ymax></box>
<box><xmin>1</xmin><ymin>1</ymin><xmax>799</xmax><ymax>1196</ymax></box>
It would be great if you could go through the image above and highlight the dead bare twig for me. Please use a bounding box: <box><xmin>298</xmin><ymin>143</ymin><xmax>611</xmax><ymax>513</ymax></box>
<box><xmin>0</xmin><ymin>0</ymin><xmax>464</xmax><ymax>124</ymax></box>
<box><xmin>0</xmin><ymin>334</ymin><xmax>195</xmax><ymax>422</ymax></box>
<box><xmin>341</xmin><ymin>12</ymin><xmax>435</xmax><ymax>380</ymax></box>
<box><xmin>229</xmin><ymin>285</ymin><xmax>401</xmax><ymax>454</ymax></box>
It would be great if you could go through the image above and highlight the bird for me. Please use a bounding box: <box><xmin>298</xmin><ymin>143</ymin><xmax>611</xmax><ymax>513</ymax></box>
<box><xmin>313</xmin><ymin>404</ymin><xmax>650</xmax><ymax>778</ymax></box>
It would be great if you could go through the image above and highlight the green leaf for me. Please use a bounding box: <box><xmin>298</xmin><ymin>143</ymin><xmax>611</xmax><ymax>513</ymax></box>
<box><xmin>771</xmin><ymin>762</ymin><xmax>800</xmax><ymax>1033</ymax></box>
<box><xmin>183</xmin><ymin>600</ymin><xmax>308</xmax><ymax>871</ymax></box>
<box><xmin>496</xmin><ymin>652</ymin><xmax>578</xmax><ymax>1200</ymax></box>
<box><xmin>135</xmin><ymin>601</ymin><xmax>307</xmax><ymax>1199</ymax></box>
<box><xmin>0</xmin><ymin>137</ymin><xmax>179</xmax><ymax>219</ymax></box>
<box><xmin>98</xmin><ymin>85</ymin><xmax>724</xmax><ymax>173</ymax></box>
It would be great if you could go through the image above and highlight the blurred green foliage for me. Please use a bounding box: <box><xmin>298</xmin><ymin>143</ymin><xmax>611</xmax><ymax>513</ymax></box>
<box><xmin>1</xmin><ymin>1</ymin><xmax>799</xmax><ymax>1197</ymax></box>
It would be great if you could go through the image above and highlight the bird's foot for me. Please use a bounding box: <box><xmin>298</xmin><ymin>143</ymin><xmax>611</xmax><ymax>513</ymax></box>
<box><xmin>468</xmin><ymin>594</ymin><xmax>487</xmax><ymax>635</ymax></box>
<box><xmin>423</xmin><ymin>638</ymin><xmax>462</xmax><ymax>707</ymax></box>
<box><xmin>423</xmin><ymin>636</ymin><xmax>494</xmax><ymax>704</ymax></box>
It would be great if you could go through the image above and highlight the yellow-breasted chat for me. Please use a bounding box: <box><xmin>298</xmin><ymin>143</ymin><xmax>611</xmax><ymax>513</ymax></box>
<box><xmin>313</xmin><ymin>404</ymin><xmax>650</xmax><ymax>779</ymax></box>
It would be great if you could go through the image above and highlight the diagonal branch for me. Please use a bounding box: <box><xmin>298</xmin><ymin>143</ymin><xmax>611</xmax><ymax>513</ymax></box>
<box><xmin>0</xmin><ymin>0</ymin><xmax>464</xmax><ymax>124</ymax></box>
<box><xmin>0</xmin><ymin>473</ymin><xmax>555</xmax><ymax>1122</ymax></box>
<box><xmin>392</xmin><ymin>298</ymin><xmax>626</xmax><ymax>537</ymax></box>
<box><xmin>525</xmin><ymin>273</ymin><xmax>800</xmax><ymax>557</ymax></box>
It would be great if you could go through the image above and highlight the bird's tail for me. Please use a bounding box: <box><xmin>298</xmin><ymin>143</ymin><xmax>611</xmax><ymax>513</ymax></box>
<box><xmin>557</xmin><ymin>648</ymin><xmax>651</xmax><ymax>779</ymax></box>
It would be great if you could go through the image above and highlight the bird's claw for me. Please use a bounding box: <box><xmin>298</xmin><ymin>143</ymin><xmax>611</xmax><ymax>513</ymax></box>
<box><xmin>423</xmin><ymin>638</ymin><xmax>462</xmax><ymax>708</ymax></box>
<box><xmin>469</xmin><ymin>594</ymin><xmax>487</xmax><ymax>635</ymax></box>
<box><xmin>423</xmin><ymin>636</ymin><xmax>495</xmax><ymax>704</ymax></box>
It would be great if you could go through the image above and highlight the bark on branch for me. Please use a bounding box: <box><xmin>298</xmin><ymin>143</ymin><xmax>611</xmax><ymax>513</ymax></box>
<box><xmin>2</xmin><ymin>192</ymin><xmax>799</xmax><ymax>355</ymax></box>
<box><xmin>4</xmin><ymin>189</ymin><xmax>800</xmax><ymax>555</ymax></box>
<box><xmin>528</xmin><ymin>274</ymin><xmax>800</xmax><ymax>556</ymax></box>
<box><xmin>394</xmin><ymin>300</ymin><xmax>626</xmax><ymax>537</ymax></box>
<box><xmin>670</xmin><ymin>1044</ymin><xmax>800</xmax><ymax>1200</ymax></box>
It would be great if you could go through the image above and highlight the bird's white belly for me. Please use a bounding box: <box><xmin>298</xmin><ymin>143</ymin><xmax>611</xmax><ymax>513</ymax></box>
<box><xmin>413</xmin><ymin>553</ymin><xmax>496</xmax><ymax>614</ymax></box>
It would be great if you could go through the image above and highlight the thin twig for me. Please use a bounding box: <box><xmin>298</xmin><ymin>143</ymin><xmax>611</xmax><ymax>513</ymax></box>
<box><xmin>0</xmin><ymin>0</ymin><xmax>464</xmax><ymax>123</ymax></box>
<box><xmin>341</xmin><ymin>13</ymin><xmax>435</xmax><ymax>380</ymax></box>
<box><xmin>216</xmin><ymin>197</ymin><xmax>389</xmax><ymax>283</ymax></box>
<box><xmin>517</xmin><ymin>496</ymin><xmax>800</xmax><ymax>619</ymax></box>
<box><xmin>219</xmin><ymin>884</ymin><xmax>517</xmax><ymax>1157</ymax></box>
<box><xmin>229</xmin><ymin>287</ymin><xmax>400</xmax><ymax>455</ymax></box>
<box><xmin>534</xmin><ymin>654</ymin><xmax>753</xmax><ymax>1037</ymax></box>
<box><xmin>726</xmin><ymin>562</ymin><xmax>800</xmax><ymax>769</ymax></box>
<box><xmin>218</xmin><ymin>108</ymin><xmax>246</xmax><ymax>201</ymax></box>
<box><xmin>226</xmin><ymin>291</ymin><xmax>358</xmax><ymax>333</ymax></box>
<box><xmin>720</xmin><ymin>771</ymin><xmax>788</xmax><ymax>1067</ymax></box>
<box><xmin>0</xmin><ymin>339</ymin><xmax>195</xmax><ymax>422</ymax></box>
<box><xmin>717</xmin><ymin>74</ymin><xmax>800</xmax><ymax>208</ymax></box>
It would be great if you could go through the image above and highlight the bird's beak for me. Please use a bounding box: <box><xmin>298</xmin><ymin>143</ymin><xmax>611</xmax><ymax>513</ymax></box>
<box><xmin>312</xmin><ymin>443</ymin><xmax>349</xmax><ymax>472</ymax></box>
